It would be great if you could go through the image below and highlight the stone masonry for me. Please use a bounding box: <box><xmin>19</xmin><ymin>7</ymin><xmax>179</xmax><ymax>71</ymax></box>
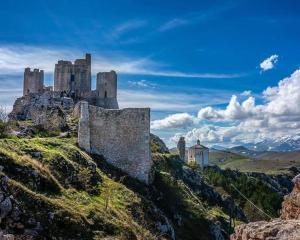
<box><xmin>54</xmin><ymin>53</ymin><xmax>91</xmax><ymax>96</ymax></box>
<box><xmin>78</xmin><ymin>102</ymin><xmax>152</xmax><ymax>184</ymax></box>
<box><xmin>11</xmin><ymin>53</ymin><xmax>151</xmax><ymax>184</ymax></box>
<box><xmin>23</xmin><ymin>68</ymin><xmax>44</xmax><ymax>96</ymax></box>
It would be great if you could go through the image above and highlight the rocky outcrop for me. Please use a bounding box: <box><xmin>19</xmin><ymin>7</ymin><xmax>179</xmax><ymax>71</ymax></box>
<box><xmin>9</xmin><ymin>92</ymin><xmax>73</xmax><ymax>131</ymax></box>
<box><xmin>0</xmin><ymin>172</ymin><xmax>41</xmax><ymax>239</ymax></box>
<box><xmin>231</xmin><ymin>174</ymin><xmax>300</xmax><ymax>240</ymax></box>
<box><xmin>231</xmin><ymin>219</ymin><xmax>300</xmax><ymax>240</ymax></box>
<box><xmin>150</xmin><ymin>133</ymin><xmax>169</xmax><ymax>154</ymax></box>
<box><xmin>281</xmin><ymin>174</ymin><xmax>300</xmax><ymax>220</ymax></box>
<box><xmin>182</xmin><ymin>166</ymin><xmax>247</xmax><ymax>222</ymax></box>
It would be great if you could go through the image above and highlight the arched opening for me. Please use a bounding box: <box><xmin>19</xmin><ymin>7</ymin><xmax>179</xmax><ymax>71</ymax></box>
<box><xmin>104</xmin><ymin>91</ymin><xmax>107</xmax><ymax>98</ymax></box>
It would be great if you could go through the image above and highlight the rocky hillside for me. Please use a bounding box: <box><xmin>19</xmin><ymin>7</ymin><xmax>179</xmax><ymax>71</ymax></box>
<box><xmin>0</xmin><ymin>134</ymin><xmax>235</xmax><ymax>240</ymax></box>
<box><xmin>231</xmin><ymin>174</ymin><xmax>300</xmax><ymax>240</ymax></box>
<box><xmin>0</xmin><ymin>120</ymin><xmax>298</xmax><ymax>239</ymax></box>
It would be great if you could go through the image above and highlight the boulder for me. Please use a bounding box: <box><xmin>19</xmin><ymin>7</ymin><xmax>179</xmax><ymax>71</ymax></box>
<box><xmin>231</xmin><ymin>219</ymin><xmax>300</xmax><ymax>240</ymax></box>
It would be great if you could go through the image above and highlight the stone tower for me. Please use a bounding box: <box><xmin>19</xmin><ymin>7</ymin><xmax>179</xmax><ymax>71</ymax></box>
<box><xmin>23</xmin><ymin>68</ymin><xmax>44</xmax><ymax>96</ymax></box>
<box><xmin>54</xmin><ymin>53</ymin><xmax>91</xmax><ymax>96</ymax></box>
<box><xmin>177</xmin><ymin>137</ymin><xmax>186</xmax><ymax>162</ymax></box>
<box><xmin>96</xmin><ymin>71</ymin><xmax>119</xmax><ymax>109</ymax></box>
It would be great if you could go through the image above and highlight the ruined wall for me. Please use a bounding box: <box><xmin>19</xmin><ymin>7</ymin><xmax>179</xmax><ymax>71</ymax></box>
<box><xmin>23</xmin><ymin>68</ymin><xmax>44</xmax><ymax>96</ymax></box>
<box><xmin>54</xmin><ymin>61</ymin><xmax>72</xmax><ymax>92</ymax></box>
<box><xmin>54</xmin><ymin>54</ymin><xmax>91</xmax><ymax>95</ymax></box>
<box><xmin>95</xmin><ymin>71</ymin><xmax>119</xmax><ymax>109</ymax></box>
<box><xmin>96</xmin><ymin>71</ymin><xmax>117</xmax><ymax>98</ymax></box>
<box><xmin>73</xmin><ymin>53</ymin><xmax>91</xmax><ymax>94</ymax></box>
<box><xmin>78</xmin><ymin>102</ymin><xmax>152</xmax><ymax>183</ymax></box>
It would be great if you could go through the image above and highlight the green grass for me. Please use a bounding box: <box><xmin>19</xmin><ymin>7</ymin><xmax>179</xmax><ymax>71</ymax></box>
<box><xmin>210</xmin><ymin>151</ymin><xmax>300</xmax><ymax>175</ymax></box>
<box><xmin>0</xmin><ymin>136</ymin><xmax>162</xmax><ymax>239</ymax></box>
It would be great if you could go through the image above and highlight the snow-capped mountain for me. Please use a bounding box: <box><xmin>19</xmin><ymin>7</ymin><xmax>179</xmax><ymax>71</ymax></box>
<box><xmin>244</xmin><ymin>134</ymin><xmax>300</xmax><ymax>152</ymax></box>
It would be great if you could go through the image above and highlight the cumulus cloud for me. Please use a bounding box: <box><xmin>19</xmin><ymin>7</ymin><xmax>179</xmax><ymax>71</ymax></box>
<box><xmin>198</xmin><ymin>69</ymin><xmax>300</xmax><ymax>123</ymax></box>
<box><xmin>169</xmin><ymin>69</ymin><xmax>300</xmax><ymax>146</ymax></box>
<box><xmin>197</xmin><ymin>95</ymin><xmax>257</xmax><ymax>121</ymax></box>
<box><xmin>260</xmin><ymin>54</ymin><xmax>279</xmax><ymax>71</ymax></box>
<box><xmin>151</xmin><ymin>113</ymin><xmax>198</xmax><ymax>130</ymax></box>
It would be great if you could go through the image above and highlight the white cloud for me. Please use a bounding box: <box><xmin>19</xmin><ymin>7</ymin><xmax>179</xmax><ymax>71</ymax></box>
<box><xmin>197</xmin><ymin>95</ymin><xmax>257</xmax><ymax>121</ymax></box>
<box><xmin>118</xmin><ymin>90</ymin><xmax>205</xmax><ymax>111</ymax></box>
<box><xmin>0</xmin><ymin>44</ymin><xmax>242</xmax><ymax>79</ymax></box>
<box><xmin>169</xmin><ymin>69</ymin><xmax>300</xmax><ymax>147</ymax></box>
<box><xmin>240</xmin><ymin>90</ymin><xmax>251</xmax><ymax>96</ymax></box>
<box><xmin>159</xmin><ymin>18</ymin><xmax>189</xmax><ymax>32</ymax></box>
<box><xmin>260</xmin><ymin>54</ymin><xmax>279</xmax><ymax>71</ymax></box>
<box><xmin>151</xmin><ymin>113</ymin><xmax>198</xmax><ymax>130</ymax></box>
<box><xmin>128</xmin><ymin>80</ymin><xmax>156</xmax><ymax>88</ymax></box>
<box><xmin>107</xmin><ymin>20</ymin><xmax>147</xmax><ymax>41</ymax></box>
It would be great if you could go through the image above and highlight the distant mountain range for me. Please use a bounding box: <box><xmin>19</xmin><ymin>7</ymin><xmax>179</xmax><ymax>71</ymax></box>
<box><xmin>212</xmin><ymin>134</ymin><xmax>300</xmax><ymax>153</ymax></box>
<box><xmin>228</xmin><ymin>145</ymin><xmax>300</xmax><ymax>162</ymax></box>
<box><xmin>243</xmin><ymin>134</ymin><xmax>300</xmax><ymax>152</ymax></box>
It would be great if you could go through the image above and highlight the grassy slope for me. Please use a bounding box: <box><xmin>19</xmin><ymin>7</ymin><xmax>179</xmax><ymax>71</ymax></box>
<box><xmin>0</xmin><ymin>134</ymin><xmax>294</xmax><ymax>239</ymax></box>
<box><xmin>152</xmin><ymin>153</ymin><xmax>230</xmax><ymax>240</ymax></box>
<box><xmin>210</xmin><ymin>151</ymin><xmax>300</xmax><ymax>174</ymax></box>
<box><xmin>0</xmin><ymin>135</ymin><xmax>235</xmax><ymax>240</ymax></box>
<box><xmin>0</xmin><ymin>137</ymin><xmax>162</xmax><ymax>240</ymax></box>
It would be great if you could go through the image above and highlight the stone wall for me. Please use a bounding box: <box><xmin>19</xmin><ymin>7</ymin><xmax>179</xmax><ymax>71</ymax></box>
<box><xmin>54</xmin><ymin>61</ymin><xmax>73</xmax><ymax>92</ymax></box>
<box><xmin>23</xmin><ymin>68</ymin><xmax>44</xmax><ymax>96</ymax></box>
<box><xmin>78</xmin><ymin>102</ymin><xmax>152</xmax><ymax>184</ymax></box>
<box><xmin>96</xmin><ymin>71</ymin><xmax>117</xmax><ymax>99</ymax></box>
<box><xmin>54</xmin><ymin>54</ymin><xmax>91</xmax><ymax>95</ymax></box>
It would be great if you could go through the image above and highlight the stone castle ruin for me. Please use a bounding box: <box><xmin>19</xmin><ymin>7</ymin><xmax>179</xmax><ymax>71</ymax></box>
<box><xmin>21</xmin><ymin>53</ymin><xmax>118</xmax><ymax>109</ymax></box>
<box><xmin>10</xmin><ymin>53</ymin><xmax>152</xmax><ymax>183</ymax></box>
<box><xmin>23</xmin><ymin>68</ymin><xmax>44</xmax><ymax>96</ymax></box>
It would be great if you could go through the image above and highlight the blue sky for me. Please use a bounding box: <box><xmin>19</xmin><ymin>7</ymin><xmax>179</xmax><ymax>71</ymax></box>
<box><xmin>1</xmin><ymin>0</ymin><xmax>300</xmax><ymax>147</ymax></box>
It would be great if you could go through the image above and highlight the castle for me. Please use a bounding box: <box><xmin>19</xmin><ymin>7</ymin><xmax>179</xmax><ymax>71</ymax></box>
<box><xmin>23</xmin><ymin>53</ymin><xmax>118</xmax><ymax>109</ymax></box>
<box><xmin>12</xmin><ymin>53</ymin><xmax>152</xmax><ymax>184</ymax></box>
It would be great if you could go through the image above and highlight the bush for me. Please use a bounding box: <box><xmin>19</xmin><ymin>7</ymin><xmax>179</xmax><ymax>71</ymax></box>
<box><xmin>0</xmin><ymin>121</ymin><xmax>8</xmax><ymax>138</ymax></box>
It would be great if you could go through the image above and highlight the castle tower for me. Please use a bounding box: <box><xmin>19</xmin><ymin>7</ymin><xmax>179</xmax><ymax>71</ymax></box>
<box><xmin>177</xmin><ymin>137</ymin><xmax>186</xmax><ymax>162</ymax></box>
<box><xmin>23</xmin><ymin>68</ymin><xmax>44</xmax><ymax>96</ymax></box>
<box><xmin>54</xmin><ymin>61</ymin><xmax>73</xmax><ymax>92</ymax></box>
<box><xmin>54</xmin><ymin>53</ymin><xmax>91</xmax><ymax>96</ymax></box>
<box><xmin>73</xmin><ymin>53</ymin><xmax>91</xmax><ymax>94</ymax></box>
<box><xmin>96</xmin><ymin>71</ymin><xmax>119</xmax><ymax>109</ymax></box>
